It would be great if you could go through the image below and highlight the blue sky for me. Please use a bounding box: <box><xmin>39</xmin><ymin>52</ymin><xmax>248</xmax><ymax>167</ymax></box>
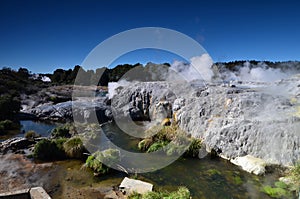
<box><xmin>0</xmin><ymin>0</ymin><xmax>300</xmax><ymax>73</ymax></box>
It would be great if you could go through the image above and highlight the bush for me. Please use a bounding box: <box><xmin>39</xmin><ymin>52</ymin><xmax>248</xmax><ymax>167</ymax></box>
<box><xmin>168</xmin><ymin>187</ymin><xmax>191</xmax><ymax>199</ymax></box>
<box><xmin>138</xmin><ymin>138</ymin><xmax>153</xmax><ymax>151</ymax></box>
<box><xmin>128</xmin><ymin>187</ymin><xmax>190</xmax><ymax>199</ymax></box>
<box><xmin>0</xmin><ymin>120</ymin><xmax>13</xmax><ymax>129</ymax></box>
<box><xmin>51</xmin><ymin>125</ymin><xmax>71</xmax><ymax>138</ymax></box>
<box><xmin>86</xmin><ymin>154</ymin><xmax>105</xmax><ymax>174</ymax></box>
<box><xmin>147</xmin><ymin>141</ymin><xmax>169</xmax><ymax>153</ymax></box>
<box><xmin>85</xmin><ymin>149</ymin><xmax>120</xmax><ymax>174</ymax></box>
<box><xmin>33</xmin><ymin>138</ymin><xmax>66</xmax><ymax>160</ymax></box>
<box><xmin>165</xmin><ymin>142</ymin><xmax>187</xmax><ymax>156</ymax></box>
<box><xmin>139</xmin><ymin>125</ymin><xmax>202</xmax><ymax>158</ymax></box>
<box><xmin>0</xmin><ymin>120</ymin><xmax>20</xmax><ymax>134</ymax></box>
<box><xmin>184</xmin><ymin>138</ymin><xmax>202</xmax><ymax>158</ymax></box>
<box><xmin>287</xmin><ymin>162</ymin><xmax>300</xmax><ymax>192</ymax></box>
<box><xmin>25</xmin><ymin>130</ymin><xmax>40</xmax><ymax>139</ymax></box>
<box><xmin>63</xmin><ymin>137</ymin><xmax>86</xmax><ymax>159</ymax></box>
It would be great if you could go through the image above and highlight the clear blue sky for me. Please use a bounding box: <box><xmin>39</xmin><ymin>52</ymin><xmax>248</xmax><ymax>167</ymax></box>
<box><xmin>0</xmin><ymin>0</ymin><xmax>300</xmax><ymax>73</ymax></box>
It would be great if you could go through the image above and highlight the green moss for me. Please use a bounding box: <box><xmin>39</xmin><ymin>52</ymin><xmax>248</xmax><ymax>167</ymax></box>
<box><xmin>261</xmin><ymin>186</ymin><xmax>288</xmax><ymax>198</ymax></box>
<box><xmin>207</xmin><ymin>169</ymin><xmax>222</xmax><ymax>176</ymax></box>
<box><xmin>274</xmin><ymin>181</ymin><xmax>288</xmax><ymax>189</ymax></box>
<box><xmin>233</xmin><ymin>176</ymin><xmax>243</xmax><ymax>185</ymax></box>
<box><xmin>49</xmin><ymin>96</ymin><xmax>57</xmax><ymax>102</ymax></box>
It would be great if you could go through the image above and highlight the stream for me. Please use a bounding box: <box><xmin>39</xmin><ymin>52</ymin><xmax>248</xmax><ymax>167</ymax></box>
<box><xmin>0</xmin><ymin>120</ymin><xmax>283</xmax><ymax>199</ymax></box>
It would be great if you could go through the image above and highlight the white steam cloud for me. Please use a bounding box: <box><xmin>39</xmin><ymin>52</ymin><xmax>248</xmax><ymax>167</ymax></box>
<box><xmin>170</xmin><ymin>53</ymin><xmax>214</xmax><ymax>82</ymax></box>
<box><xmin>107</xmin><ymin>55</ymin><xmax>299</xmax><ymax>98</ymax></box>
<box><xmin>217</xmin><ymin>61</ymin><xmax>296</xmax><ymax>83</ymax></box>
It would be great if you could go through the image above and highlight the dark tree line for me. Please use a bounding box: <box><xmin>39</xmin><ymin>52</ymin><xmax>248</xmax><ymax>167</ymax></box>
<box><xmin>50</xmin><ymin>63</ymin><xmax>142</xmax><ymax>86</ymax></box>
<box><xmin>0</xmin><ymin>67</ymin><xmax>36</xmax><ymax>122</ymax></box>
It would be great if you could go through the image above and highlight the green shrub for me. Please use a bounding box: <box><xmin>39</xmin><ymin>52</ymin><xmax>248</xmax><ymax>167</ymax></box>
<box><xmin>63</xmin><ymin>137</ymin><xmax>86</xmax><ymax>159</ymax></box>
<box><xmin>184</xmin><ymin>138</ymin><xmax>202</xmax><ymax>157</ymax></box>
<box><xmin>168</xmin><ymin>187</ymin><xmax>190</xmax><ymax>199</ymax></box>
<box><xmin>128</xmin><ymin>187</ymin><xmax>190</xmax><ymax>199</ymax></box>
<box><xmin>86</xmin><ymin>154</ymin><xmax>105</xmax><ymax>173</ymax></box>
<box><xmin>0</xmin><ymin>120</ymin><xmax>13</xmax><ymax>129</ymax></box>
<box><xmin>85</xmin><ymin>149</ymin><xmax>120</xmax><ymax>174</ymax></box>
<box><xmin>139</xmin><ymin>125</ymin><xmax>202</xmax><ymax>158</ymax></box>
<box><xmin>290</xmin><ymin>162</ymin><xmax>300</xmax><ymax>184</ymax></box>
<box><xmin>138</xmin><ymin>138</ymin><xmax>153</xmax><ymax>151</ymax></box>
<box><xmin>51</xmin><ymin>125</ymin><xmax>71</xmax><ymax>138</ymax></box>
<box><xmin>207</xmin><ymin>169</ymin><xmax>222</xmax><ymax>176</ymax></box>
<box><xmin>165</xmin><ymin>142</ymin><xmax>187</xmax><ymax>156</ymax></box>
<box><xmin>33</xmin><ymin>138</ymin><xmax>66</xmax><ymax>160</ymax></box>
<box><xmin>0</xmin><ymin>120</ymin><xmax>18</xmax><ymax>134</ymax></box>
<box><xmin>127</xmin><ymin>192</ymin><xmax>142</xmax><ymax>199</ymax></box>
<box><xmin>147</xmin><ymin>141</ymin><xmax>169</xmax><ymax>153</ymax></box>
<box><xmin>142</xmin><ymin>191</ymin><xmax>161</xmax><ymax>199</ymax></box>
<box><xmin>25</xmin><ymin>130</ymin><xmax>40</xmax><ymax>139</ymax></box>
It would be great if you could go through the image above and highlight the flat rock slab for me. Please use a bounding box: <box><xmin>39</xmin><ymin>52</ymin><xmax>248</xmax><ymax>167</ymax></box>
<box><xmin>29</xmin><ymin>187</ymin><xmax>51</xmax><ymax>199</ymax></box>
<box><xmin>0</xmin><ymin>188</ymin><xmax>30</xmax><ymax>199</ymax></box>
<box><xmin>119</xmin><ymin>177</ymin><xmax>153</xmax><ymax>195</ymax></box>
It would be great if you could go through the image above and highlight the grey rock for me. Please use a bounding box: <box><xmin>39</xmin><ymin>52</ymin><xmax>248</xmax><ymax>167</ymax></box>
<box><xmin>0</xmin><ymin>137</ymin><xmax>39</xmax><ymax>154</ymax></box>
<box><xmin>24</xmin><ymin>97</ymin><xmax>112</xmax><ymax>123</ymax></box>
<box><xmin>111</xmin><ymin>76</ymin><xmax>300</xmax><ymax>167</ymax></box>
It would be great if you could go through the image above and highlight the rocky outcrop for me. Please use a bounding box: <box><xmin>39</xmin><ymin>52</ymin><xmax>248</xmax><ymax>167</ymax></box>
<box><xmin>23</xmin><ymin>97</ymin><xmax>112</xmax><ymax>123</ymax></box>
<box><xmin>0</xmin><ymin>137</ymin><xmax>37</xmax><ymax>154</ymax></box>
<box><xmin>111</xmin><ymin>82</ymin><xmax>180</xmax><ymax>125</ymax></box>
<box><xmin>111</xmin><ymin>76</ymin><xmax>300</xmax><ymax>168</ymax></box>
<box><xmin>175</xmin><ymin>78</ymin><xmax>300</xmax><ymax>167</ymax></box>
<box><xmin>21</xmin><ymin>85</ymin><xmax>74</xmax><ymax>111</ymax></box>
<box><xmin>21</xmin><ymin>85</ymin><xmax>110</xmax><ymax>123</ymax></box>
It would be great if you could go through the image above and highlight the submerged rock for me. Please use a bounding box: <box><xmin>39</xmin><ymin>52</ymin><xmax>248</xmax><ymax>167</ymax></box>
<box><xmin>230</xmin><ymin>155</ymin><xmax>266</xmax><ymax>175</ymax></box>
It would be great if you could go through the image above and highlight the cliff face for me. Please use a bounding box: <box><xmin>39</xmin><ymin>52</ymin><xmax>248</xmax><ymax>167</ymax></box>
<box><xmin>111</xmin><ymin>76</ymin><xmax>300</xmax><ymax>167</ymax></box>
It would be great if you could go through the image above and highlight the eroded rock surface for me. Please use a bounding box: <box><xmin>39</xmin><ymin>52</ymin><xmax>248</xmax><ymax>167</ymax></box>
<box><xmin>111</xmin><ymin>76</ymin><xmax>300</xmax><ymax>167</ymax></box>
